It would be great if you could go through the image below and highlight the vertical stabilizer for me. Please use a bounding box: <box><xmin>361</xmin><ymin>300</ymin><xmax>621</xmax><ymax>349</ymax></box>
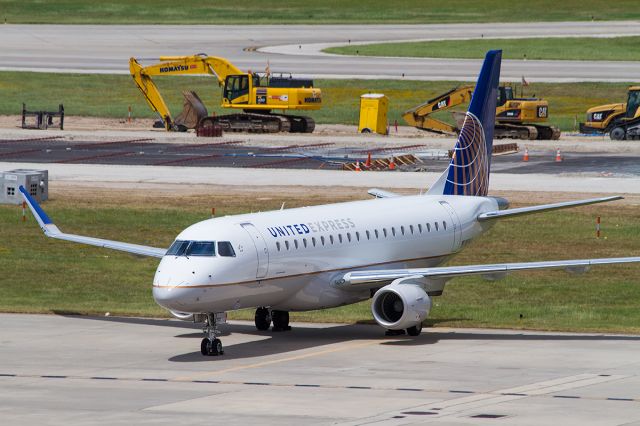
<box><xmin>427</xmin><ymin>50</ymin><xmax>502</xmax><ymax>196</ymax></box>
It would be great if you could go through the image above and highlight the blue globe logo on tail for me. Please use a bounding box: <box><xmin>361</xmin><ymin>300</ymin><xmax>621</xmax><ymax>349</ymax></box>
<box><xmin>430</xmin><ymin>50</ymin><xmax>502</xmax><ymax>197</ymax></box>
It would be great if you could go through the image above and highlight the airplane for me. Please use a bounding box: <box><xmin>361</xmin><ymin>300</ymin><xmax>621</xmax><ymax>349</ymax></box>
<box><xmin>20</xmin><ymin>50</ymin><xmax>640</xmax><ymax>356</ymax></box>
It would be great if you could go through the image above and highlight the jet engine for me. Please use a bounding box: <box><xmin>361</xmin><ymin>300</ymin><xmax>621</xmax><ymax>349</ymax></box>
<box><xmin>371</xmin><ymin>279</ymin><xmax>431</xmax><ymax>330</ymax></box>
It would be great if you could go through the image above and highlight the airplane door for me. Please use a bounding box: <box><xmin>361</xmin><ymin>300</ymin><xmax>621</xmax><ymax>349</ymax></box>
<box><xmin>439</xmin><ymin>201</ymin><xmax>462</xmax><ymax>252</ymax></box>
<box><xmin>240</xmin><ymin>223</ymin><xmax>269</xmax><ymax>279</ymax></box>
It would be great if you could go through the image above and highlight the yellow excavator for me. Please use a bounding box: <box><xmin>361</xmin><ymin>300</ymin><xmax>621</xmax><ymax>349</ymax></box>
<box><xmin>403</xmin><ymin>85</ymin><xmax>561</xmax><ymax>140</ymax></box>
<box><xmin>579</xmin><ymin>86</ymin><xmax>640</xmax><ymax>140</ymax></box>
<box><xmin>129</xmin><ymin>54</ymin><xmax>322</xmax><ymax>133</ymax></box>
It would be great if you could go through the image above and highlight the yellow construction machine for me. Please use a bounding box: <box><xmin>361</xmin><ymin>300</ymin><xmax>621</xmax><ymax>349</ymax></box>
<box><xmin>580</xmin><ymin>86</ymin><xmax>640</xmax><ymax>140</ymax></box>
<box><xmin>403</xmin><ymin>85</ymin><xmax>561</xmax><ymax>140</ymax></box>
<box><xmin>129</xmin><ymin>54</ymin><xmax>321</xmax><ymax>133</ymax></box>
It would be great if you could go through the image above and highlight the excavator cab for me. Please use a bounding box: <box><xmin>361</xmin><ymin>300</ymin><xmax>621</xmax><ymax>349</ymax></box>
<box><xmin>223</xmin><ymin>75</ymin><xmax>250</xmax><ymax>104</ymax></box>
<box><xmin>625</xmin><ymin>87</ymin><xmax>640</xmax><ymax>119</ymax></box>
<box><xmin>497</xmin><ymin>86</ymin><xmax>514</xmax><ymax>107</ymax></box>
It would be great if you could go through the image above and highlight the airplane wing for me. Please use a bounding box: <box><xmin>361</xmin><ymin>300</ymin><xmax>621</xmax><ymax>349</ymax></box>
<box><xmin>335</xmin><ymin>257</ymin><xmax>640</xmax><ymax>290</ymax></box>
<box><xmin>20</xmin><ymin>186</ymin><xmax>166</xmax><ymax>258</ymax></box>
<box><xmin>478</xmin><ymin>196</ymin><xmax>623</xmax><ymax>221</ymax></box>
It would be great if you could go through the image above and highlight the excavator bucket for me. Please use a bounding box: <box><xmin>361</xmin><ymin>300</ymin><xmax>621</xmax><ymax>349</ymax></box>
<box><xmin>174</xmin><ymin>91</ymin><xmax>208</xmax><ymax>130</ymax></box>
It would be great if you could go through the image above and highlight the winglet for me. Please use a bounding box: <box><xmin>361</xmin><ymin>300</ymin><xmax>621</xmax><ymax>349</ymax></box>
<box><xmin>19</xmin><ymin>185</ymin><xmax>58</xmax><ymax>233</ymax></box>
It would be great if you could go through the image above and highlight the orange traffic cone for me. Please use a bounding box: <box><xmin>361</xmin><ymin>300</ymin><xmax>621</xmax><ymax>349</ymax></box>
<box><xmin>555</xmin><ymin>148</ymin><xmax>562</xmax><ymax>162</ymax></box>
<box><xmin>523</xmin><ymin>147</ymin><xmax>529</xmax><ymax>162</ymax></box>
<box><xmin>389</xmin><ymin>157</ymin><xmax>396</xmax><ymax>170</ymax></box>
<box><xmin>354</xmin><ymin>160</ymin><xmax>361</xmax><ymax>171</ymax></box>
<box><xmin>365</xmin><ymin>152</ymin><xmax>372</xmax><ymax>168</ymax></box>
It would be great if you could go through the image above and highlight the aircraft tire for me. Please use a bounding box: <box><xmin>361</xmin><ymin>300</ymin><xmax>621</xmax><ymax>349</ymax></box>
<box><xmin>272</xmin><ymin>310</ymin><xmax>291</xmax><ymax>332</ymax></box>
<box><xmin>406</xmin><ymin>323</ymin><xmax>423</xmax><ymax>336</ymax></box>
<box><xmin>255</xmin><ymin>307</ymin><xmax>272</xmax><ymax>331</ymax></box>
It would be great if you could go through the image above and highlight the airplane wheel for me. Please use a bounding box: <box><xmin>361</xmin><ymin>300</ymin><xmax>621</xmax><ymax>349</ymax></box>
<box><xmin>211</xmin><ymin>338</ymin><xmax>223</xmax><ymax>356</ymax></box>
<box><xmin>255</xmin><ymin>307</ymin><xmax>271</xmax><ymax>331</ymax></box>
<box><xmin>407</xmin><ymin>323</ymin><xmax>423</xmax><ymax>336</ymax></box>
<box><xmin>201</xmin><ymin>337</ymin><xmax>223</xmax><ymax>356</ymax></box>
<box><xmin>272</xmin><ymin>310</ymin><xmax>291</xmax><ymax>332</ymax></box>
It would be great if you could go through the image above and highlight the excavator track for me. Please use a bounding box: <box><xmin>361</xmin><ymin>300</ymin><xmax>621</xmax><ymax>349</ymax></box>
<box><xmin>199</xmin><ymin>113</ymin><xmax>315</xmax><ymax>134</ymax></box>
<box><xmin>495</xmin><ymin>124</ymin><xmax>538</xmax><ymax>140</ymax></box>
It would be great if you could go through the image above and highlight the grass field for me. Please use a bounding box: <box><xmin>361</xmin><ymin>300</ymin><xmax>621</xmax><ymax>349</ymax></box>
<box><xmin>326</xmin><ymin>36</ymin><xmax>640</xmax><ymax>61</ymax></box>
<box><xmin>1</xmin><ymin>188</ymin><xmax>639</xmax><ymax>333</ymax></box>
<box><xmin>0</xmin><ymin>71</ymin><xmax>632</xmax><ymax>131</ymax></box>
<box><xmin>1</xmin><ymin>1</ymin><xmax>638</xmax><ymax>24</ymax></box>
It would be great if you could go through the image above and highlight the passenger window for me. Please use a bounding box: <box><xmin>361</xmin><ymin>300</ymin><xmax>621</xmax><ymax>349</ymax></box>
<box><xmin>383</xmin><ymin>228</ymin><xmax>387</xmax><ymax>238</ymax></box>
<box><xmin>276</xmin><ymin>241</ymin><xmax>281</xmax><ymax>251</ymax></box>
<box><xmin>391</xmin><ymin>227</ymin><xmax>396</xmax><ymax>237</ymax></box>
<box><xmin>435</xmin><ymin>222</ymin><xmax>439</xmax><ymax>231</ymax></box>
<box><xmin>330</xmin><ymin>235</ymin><xmax>334</xmax><ymax>245</ymax></box>
<box><xmin>285</xmin><ymin>241</ymin><xmax>290</xmax><ymax>250</ymax></box>
<box><xmin>426</xmin><ymin>223</ymin><xmax>431</xmax><ymax>232</ymax></box>
<box><xmin>187</xmin><ymin>241</ymin><xmax>216</xmax><ymax>257</ymax></box>
<box><xmin>418</xmin><ymin>224</ymin><xmax>422</xmax><ymax>233</ymax></box>
<box><xmin>347</xmin><ymin>233</ymin><xmax>351</xmax><ymax>242</ymax></box>
<box><xmin>303</xmin><ymin>238</ymin><xmax>307</xmax><ymax>248</ymax></box>
<box><xmin>443</xmin><ymin>221</ymin><xmax>447</xmax><ymax>230</ymax></box>
<box><xmin>294</xmin><ymin>240</ymin><xmax>299</xmax><ymax>249</ymax></box>
<box><xmin>366</xmin><ymin>230</ymin><xmax>370</xmax><ymax>240</ymax></box>
<box><xmin>321</xmin><ymin>236</ymin><xmax>325</xmax><ymax>246</ymax></box>
<box><xmin>338</xmin><ymin>234</ymin><xmax>343</xmax><ymax>243</ymax></box>
<box><xmin>374</xmin><ymin>229</ymin><xmax>379</xmax><ymax>239</ymax></box>
<box><xmin>409</xmin><ymin>225</ymin><xmax>414</xmax><ymax>234</ymax></box>
<box><xmin>355</xmin><ymin>231</ymin><xmax>360</xmax><ymax>241</ymax></box>
<box><xmin>401</xmin><ymin>226</ymin><xmax>405</xmax><ymax>235</ymax></box>
<box><xmin>312</xmin><ymin>237</ymin><xmax>316</xmax><ymax>247</ymax></box>
<box><xmin>217</xmin><ymin>241</ymin><xmax>236</xmax><ymax>257</ymax></box>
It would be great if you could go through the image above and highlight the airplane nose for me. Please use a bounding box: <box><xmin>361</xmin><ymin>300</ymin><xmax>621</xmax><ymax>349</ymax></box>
<box><xmin>152</xmin><ymin>285</ymin><xmax>191</xmax><ymax>311</ymax></box>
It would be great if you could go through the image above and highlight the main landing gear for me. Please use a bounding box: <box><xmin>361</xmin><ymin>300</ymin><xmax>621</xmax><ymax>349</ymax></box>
<box><xmin>201</xmin><ymin>313</ymin><xmax>224</xmax><ymax>356</ymax></box>
<box><xmin>254</xmin><ymin>307</ymin><xmax>291</xmax><ymax>332</ymax></box>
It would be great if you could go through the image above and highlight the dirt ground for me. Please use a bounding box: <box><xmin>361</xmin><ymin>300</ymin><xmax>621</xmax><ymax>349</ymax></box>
<box><xmin>1</xmin><ymin>114</ymin><xmax>637</xmax><ymax>154</ymax></box>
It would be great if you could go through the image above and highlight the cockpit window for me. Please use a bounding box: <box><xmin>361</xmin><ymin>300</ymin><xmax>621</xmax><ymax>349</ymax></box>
<box><xmin>188</xmin><ymin>241</ymin><xmax>216</xmax><ymax>256</ymax></box>
<box><xmin>166</xmin><ymin>240</ymin><xmax>216</xmax><ymax>257</ymax></box>
<box><xmin>167</xmin><ymin>240</ymin><xmax>190</xmax><ymax>256</ymax></box>
<box><xmin>218</xmin><ymin>241</ymin><xmax>236</xmax><ymax>257</ymax></box>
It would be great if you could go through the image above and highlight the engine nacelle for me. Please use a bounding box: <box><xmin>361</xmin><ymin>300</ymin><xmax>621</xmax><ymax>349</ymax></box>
<box><xmin>371</xmin><ymin>279</ymin><xmax>431</xmax><ymax>330</ymax></box>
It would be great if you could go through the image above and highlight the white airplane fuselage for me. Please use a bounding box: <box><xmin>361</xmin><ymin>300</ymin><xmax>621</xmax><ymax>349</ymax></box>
<box><xmin>152</xmin><ymin>194</ymin><xmax>499</xmax><ymax>314</ymax></box>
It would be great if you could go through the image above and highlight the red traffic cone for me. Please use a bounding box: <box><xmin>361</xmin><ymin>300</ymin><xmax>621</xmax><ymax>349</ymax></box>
<box><xmin>365</xmin><ymin>152</ymin><xmax>372</xmax><ymax>168</ymax></box>
<box><xmin>389</xmin><ymin>157</ymin><xmax>396</xmax><ymax>170</ymax></box>
<box><xmin>354</xmin><ymin>160</ymin><xmax>361</xmax><ymax>171</ymax></box>
<box><xmin>555</xmin><ymin>148</ymin><xmax>562</xmax><ymax>162</ymax></box>
<box><xmin>523</xmin><ymin>147</ymin><xmax>529</xmax><ymax>162</ymax></box>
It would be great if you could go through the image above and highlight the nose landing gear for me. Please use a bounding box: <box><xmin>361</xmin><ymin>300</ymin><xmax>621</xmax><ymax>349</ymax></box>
<box><xmin>201</xmin><ymin>312</ymin><xmax>225</xmax><ymax>356</ymax></box>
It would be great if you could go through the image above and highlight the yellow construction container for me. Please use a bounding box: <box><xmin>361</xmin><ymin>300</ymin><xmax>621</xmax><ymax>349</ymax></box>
<box><xmin>358</xmin><ymin>93</ymin><xmax>388</xmax><ymax>134</ymax></box>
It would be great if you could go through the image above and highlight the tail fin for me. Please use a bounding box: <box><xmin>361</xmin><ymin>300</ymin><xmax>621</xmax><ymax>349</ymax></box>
<box><xmin>427</xmin><ymin>50</ymin><xmax>502</xmax><ymax>196</ymax></box>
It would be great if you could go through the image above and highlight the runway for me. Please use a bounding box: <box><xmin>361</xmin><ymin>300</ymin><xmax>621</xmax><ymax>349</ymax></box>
<box><xmin>1</xmin><ymin>22</ymin><xmax>639</xmax><ymax>81</ymax></box>
<box><xmin>1</xmin><ymin>314</ymin><xmax>639</xmax><ymax>425</ymax></box>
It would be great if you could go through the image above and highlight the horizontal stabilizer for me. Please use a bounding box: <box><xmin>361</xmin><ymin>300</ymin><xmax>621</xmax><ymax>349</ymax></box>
<box><xmin>20</xmin><ymin>186</ymin><xmax>166</xmax><ymax>258</ymax></box>
<box><xmin>368</xmin><ymin>188</ymin><xmax>401</xmax><ymax>198</ymax></box>
<box><xmin>478</xmin><ymin>196</ymin><xmax>623</xmax><ymax>221</ymax></box>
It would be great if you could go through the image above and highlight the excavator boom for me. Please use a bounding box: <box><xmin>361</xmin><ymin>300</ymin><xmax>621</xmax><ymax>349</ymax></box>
<box><xmin>402</xmin><ymin>85</ymin><xmax>473</xmax><ymax>134</ymax></box>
